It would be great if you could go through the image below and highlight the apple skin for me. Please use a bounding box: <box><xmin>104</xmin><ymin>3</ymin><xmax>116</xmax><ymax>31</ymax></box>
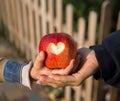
<box><xmin>39</xmin><ymin>33</ymin><xmax>77</xmax><ymax>69</ymax></box>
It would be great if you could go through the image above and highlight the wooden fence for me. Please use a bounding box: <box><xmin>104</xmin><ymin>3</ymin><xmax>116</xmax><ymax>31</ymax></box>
<box><xmin>0</xmin><ymin>0</ymin><xmax>120</xmax><ymax>101</ymax></box>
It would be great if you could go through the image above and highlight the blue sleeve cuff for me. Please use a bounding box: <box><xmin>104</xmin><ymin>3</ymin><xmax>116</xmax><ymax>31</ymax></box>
<box><xmin>4</xmin><ymin>61</ymin><xmax>23</xmax><ymax>83</ymax></box>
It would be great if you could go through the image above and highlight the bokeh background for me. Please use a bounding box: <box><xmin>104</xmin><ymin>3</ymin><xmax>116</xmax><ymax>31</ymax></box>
<box><xmin>0</xmin><ymin>0</ymin><xmax>120</xmax><ymax>101</ymax></box>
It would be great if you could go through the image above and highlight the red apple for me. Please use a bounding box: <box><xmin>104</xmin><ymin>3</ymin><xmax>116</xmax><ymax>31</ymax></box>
<box><xmin>39</xmin><ymin>33</ymin><xmax>77</xmax><ymax>69</ymax></box>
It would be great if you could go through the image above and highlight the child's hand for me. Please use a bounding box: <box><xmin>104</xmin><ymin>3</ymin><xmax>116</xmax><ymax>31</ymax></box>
<box><xmin>30</xmin><ymin>51</ymin><xmax>76</xmax><ymax>80</ymax></box>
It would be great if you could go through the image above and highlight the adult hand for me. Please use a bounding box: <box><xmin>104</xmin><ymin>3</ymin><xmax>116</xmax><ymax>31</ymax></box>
<box><xmin>36</xmin><ymin>48</ymin><xmax>99</xmax><ymax>88</ymax></box>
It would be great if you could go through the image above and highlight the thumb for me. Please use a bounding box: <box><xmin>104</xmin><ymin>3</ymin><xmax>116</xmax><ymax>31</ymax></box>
<box><xmin>34</xmin><ymin>51</ymin><xmax>46</xmax><ymax>69</ymax></box>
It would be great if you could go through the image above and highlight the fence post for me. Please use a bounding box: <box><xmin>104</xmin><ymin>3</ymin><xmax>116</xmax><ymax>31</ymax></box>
<box><xmin>28</xmin><ymin>0</ymin><xmax>37</xmax><ymax>60</ymax></box>
<box><xmin>65</xmin><ymin>4</ymin><xmax>73</xmax><ymax>36</ymax></box>
<box><xmin>77</xmin><ymin>17</ymin><xmax>86</xmax><ymax>48</ymax></box>
<box><xmin>99</xmin><ymin>1</ymin><xmax>113</xmax><ymax>43</ymax></box>
<box><xmin>15</xmin><ymin>0</ymin><xmax>24</xmax><ymax>53</ymax></box>
<box><xmin>88</xmin><ymin>11</ymin><xmax>97</xmax><ymax>45</ymax></box>
<box><xmin>48</xmin><ymin>0</ymin><xmax>54</xmax><ymax>33</ymax></box>
<box><xmin>0</xmin><ymin>0</ymin><xmax>1</xmax><ymax>20</ymax></box>
<box><xmin>21</xmin><ymin>0</ymin><xmax>31</xmax><ymax>60</ymax></box>
<box><xmin>56</xmin><ymin>0</ymin><xmax>63</xmax><ymax>32</ymax></box>
<box><xmin>41</xmin><ymin>0</ymin><xmax>47</xmax><ymax>36</ymax></box>
<box><xmin>65</xmin><ymin>86</ymin><xmax>72</xmax><ymax>101</ymax></box>
<box><xmin>3</xmin><ymin>0</ymin><xmax>13</xmax><ymax>43</ymax></box>
<box><xmin>34</xmin><ymin>0</ymin><xmax>41</xmax><ymax>53</ymax></box>
<box><xmin>14</xmin><ymin>0</ymin><xmax>19</xmax><ymax>48</ymax></box>
<box><xmin>84</xmin><ymin>77</ymin><xmax>93</xmax><ymax>101</ymax></box>
<box><xmin>0</xmin><ymin>1</ymin><xmax>6</xmax><ymax>26</ymax></box>
<box><xmin>1</xmin><ymin>1</ymin><xmax>7</xmax><ymax>25</ymax></box>
<box><xmin>14</xmin><ymin>0</ymin><xmax>22</xmax><ymax>50</ymax></box>
<box><xmin>15</xmin><ymin>0</ymin><xmax>20</xmax><ymax>48</ymax></box>
<box><xmin>1</xmin><ymin>0</ymin><xmax>5</xmax><ymax>22</ymax></box>
<box><xmin>2</xmin><ymin>0</ymin><xmax>13</xmax><ymax>41</ymax></box>
<box><xmin>2</xmin><ymin>0</ymin><xmax>8</xmax><ymax>28</ymax></box>
<box><xmin>73</xmin><ymin>86</ymin><xmax>82</xmax><ymax>101</ymax></box>
<box><xmin>116</xmin><ymin>12</ymin><xmax>120</xmax><ymax>30</ymax></box>
<box><xmin>108</xmin><ymin>87</ymin><xmax>119</xmax><ymax>101</ymax></box>
<box><xmin>10</xmin><ymin>0</ymin><xmax>18</xmax><ymax>46</ymax></box>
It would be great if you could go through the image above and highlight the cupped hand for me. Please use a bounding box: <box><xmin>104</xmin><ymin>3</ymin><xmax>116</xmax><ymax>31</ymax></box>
<box><xmin>30</xmin><ymin>51</ymin><xmax>77</xmax><ymax>80</ymax></box>
<box><xmin>36</xmin><ymin>48</ymin><xmax>99</xmax><ymax>88</ymax></box>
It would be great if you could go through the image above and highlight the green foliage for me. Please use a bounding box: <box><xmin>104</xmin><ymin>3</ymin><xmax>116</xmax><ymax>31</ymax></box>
<box><xmin>63</xmin><ymin>0</ymin><xmax>105</xmax><ymax>31</ymax></box>
<box><xmin>63</xmin><ymin>0</ymin><xmax>105</xmax><ymax>19</ymax></box>
<box><xmin>63</xmin><ymin>0</ymin><xmax>120</xmax><ymax>31</ymax></box>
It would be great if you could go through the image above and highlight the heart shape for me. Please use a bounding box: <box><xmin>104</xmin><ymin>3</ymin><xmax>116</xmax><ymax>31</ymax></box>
<box><xmin>47</xmin><ymin>42</ymin><xmax>65</xmax><ymax>55</ymax></box>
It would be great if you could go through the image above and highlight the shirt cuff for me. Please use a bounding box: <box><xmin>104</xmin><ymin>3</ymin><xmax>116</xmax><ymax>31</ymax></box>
<box><xmin>90</xmin><ymin>45</ymin><xmax>115</xmax><ymax>81</ymax></box>
<box><xmin>21</xmin><ymin>61</ymin><xmax>33</xmax><ymax>89</ymax></box>
<box><xmin>4</xmin><ymin>61</ymin><xmax>22</xmax><ymax>82</ymax></box>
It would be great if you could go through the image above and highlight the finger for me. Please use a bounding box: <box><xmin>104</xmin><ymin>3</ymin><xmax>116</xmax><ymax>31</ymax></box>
<box><xmin>37</xmin><ymin>74</ymin><xmax>78</xmax><ymax>87</ymax></box>
<box><xmin>62</xmin><ymin>59</ymin><xmax>75</xmax><ymax>74</ymax></box>
<box><xmin>36</xmin><ymin>75</ymin><xmax>60</xmax><ymax>87</ymax></box>
<box><xmin>51</xmin><ymin>59</ymin><xmax>75</xmax><ymax>75</ymax></box>
<box><xmin>50</xmin><ymin>73</ymin><xmax>84</xmax><ymax>86</ymax></box>
<box><xmin>49</xmin><ymin>74</ymin><xmax>77</xmax><ymax>86</ymax></box>
<box><xmin>71</xmin><ymin>54</ymin><xmax>81</xmax><ymax>73</ymax></box>
<box><xmin>36</xmin><ymin>78</ymin><xmax>61</xmax><ymax>88</ymax></box>
<box><xmin>34</xmin><ymin>51</ymin><xmax>46</xmax><ymax>69</ymax></box>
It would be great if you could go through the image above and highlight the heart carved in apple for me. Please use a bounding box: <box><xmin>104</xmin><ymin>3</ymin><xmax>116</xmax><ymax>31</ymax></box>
<box><xmin>47</xmin><ymin>42</ymin><xmax>65</xmax><ymax>55</ymax></box>
<box><xmin>39</xmin><ymin>33</ymin><xmax>77</xmax><ymax>69</ymax></box>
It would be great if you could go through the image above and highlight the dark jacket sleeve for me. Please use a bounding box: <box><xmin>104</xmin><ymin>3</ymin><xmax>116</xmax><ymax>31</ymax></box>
<box><xmin>90</xmin><ymin>30</ymin><xmax>120</xmax><ymax>87</ymax></box>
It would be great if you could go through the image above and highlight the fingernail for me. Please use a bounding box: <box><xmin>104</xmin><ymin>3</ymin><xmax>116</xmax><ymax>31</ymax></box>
<box><xmin>36</xmin><ymin>81</ymin><xmax>41</xmax><ymax>85</ymax></box>
<box><xmin>48</xmin><ymin>75</ymin><xmax>53</xmax><ymax>78</ymax></box>
<box><xmin>36</xmin><ymin>76</ymin><xmax>40</xmax><ymax>80</ymax></box>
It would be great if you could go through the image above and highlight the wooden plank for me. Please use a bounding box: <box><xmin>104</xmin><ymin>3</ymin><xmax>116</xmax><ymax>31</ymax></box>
<box><xmin>7</xmin><ymin>0</ymin><xmax>14</xmax><ymax>42</ymax></box>
<box><xmin>56</xmin><ymin>0</ymin><xmax>62</xmax><ymax>32</ymax></box>
<box><xmin>116</xmin><ymin>12</ymin><xmax>120</xmax><ymax>30</ymax></box>
<box><xmin>21</xmin><ymin>0</ymin><xmax>31</xmax><ymax>60</ymax></box>
<box><xmin>27</xmin><ymin>0</ymin><xmax>36</xmax><ymax>60</ymax></box>
<box><xmin>88</xmin><ymin>11</ymin><xmax>97</xmax><ymax>45</ymax></box>
<box><xmin>0</xmin><ymin>0</ymin><xmax>2</xmax><ymax>20</ymax></box>
<box><xmin>109</xmin><ymin>87</ymin><xmax>119</xmax><ymax>101</ymax></box>
<box><xmin>4</xmin><ymin>0</ymin><xmax>11</xmax><ymax>39</ymax></box>
<box><xmin>85</xmin><ymin>77</ymin><xmax>93</xmax><ymax>101</ymax></box>
<box><xmin>34</xmin><ymin>0</ymin><xmax>41</xmax><ymax>51</ymax></box>
<box><xmin>3</xmin><ymin>0</ymin><xmax>13</xmax><ymax>43</ymax></box>
<box><xmin>1</xmin><ymin>0</ymin><xmax>5</xmax><ymax>22</ymax></box>
<box><xmin>1</xmin><ymin>0</ymin><xmax>6</xmax><ymax>25</ymax></box>
<box><xmin>13</xmin><ymin>0</ymin><xmax>20</xmax><ymax>49</ymax></box>
<box><xmin>77</xmin><ymin>17</ymin><xmax>86</xmax><ymax>48</ymax></box>
<box><xmin>99</xmin><ymin>1</ymin><xmax>113</xmax><ymax>43</ymax></box>
<box><xmin>92</xmin><ymin>80</ymin><xmax>99</xmax><ymax>101</ymax></box>
<box><xmin>48</xmin><ymin>0</ymin><xmax>54</xmax><ymax>33</ymax></box>
<box><xmin>10</xmin><ymin>0</ymin><xmax>18</xmax><ymax>45</ymax></box>
<box><xmin>65</xmin><ymin>86</ymin><xmax>72</xmax><ymax>101</ymax></box>
<box><xmin>93</xmin><ymin>80</ymin><xmax>106</xmax><ymax>101</ymax></box>
<box><xmin>15</xmin><ymin>0</ymin><xmax>25</xmax><ymax>53</ymax></box>
<box><xmin>73</xmin><ymin>86</ymin><xmax>82</xmax><ymax>101</ymax></box>
<box><xmin>41</xmin><ymin>0</ymin><xmax>47</xmax><ymax>36</ymax></box>
<box><xmin>66</xmin><ymin>4</ymin><xmax>73</xmax><ymax>36</ymax></box>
